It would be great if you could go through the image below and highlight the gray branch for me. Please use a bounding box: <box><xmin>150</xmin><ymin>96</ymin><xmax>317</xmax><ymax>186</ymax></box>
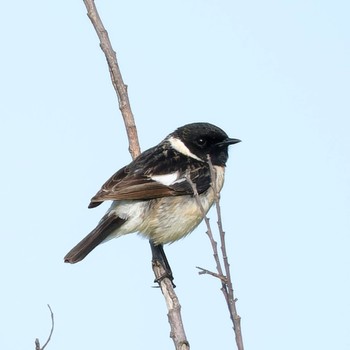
<box><xmin>81</xmin><ymin>1</ymin><xmax>189</xmax><ymax>348</ymax></box>
<box><xmin>187</xmin><ymin>159</ymin><xmax>244</xmax><ymax>350</ymax></box>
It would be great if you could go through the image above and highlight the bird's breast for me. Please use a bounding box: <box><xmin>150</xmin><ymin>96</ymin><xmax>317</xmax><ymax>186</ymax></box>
<box><xmin>107</xmin><ymin>166</ymin><xmax>225</xmax><ymax>245</ymax></box>
<box><xmin>142</xmin><ymin>165</ymin><xmax>225</xmax><ymax>244</ymax></box>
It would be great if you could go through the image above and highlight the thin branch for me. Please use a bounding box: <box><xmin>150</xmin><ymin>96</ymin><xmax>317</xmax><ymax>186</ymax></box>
<box><xmin>82</xmin><ymin>0</ymin><xmax>140</xmax><ymax>159</ymax></box>
<box><xmin>185</xmin><ymin>169</ymin><xmax>228</xmax><ymax>295</ymax></box>
<box><xmin>35</xmin><ymin>305</ymin><xmax>54</xmax><ymax>350</ymax></box>
<box><xmin>184</xmin><ymin>170</ymin><xmax>225</xmax><ymax>281</ymax></box>
<box><xmin>196</xmin><ymin>266</ymin><xmax>227</xmax><ymax>282</ymax></box>
<box><xmin>211</xmin><ymin>172</ymin><xmax>244</xmax><ymax>350</ymax></box>
<box><xmin>81</xmin><ymin>1</ymin><xmax>189</xmax><ymax>349</ymax></box>
<box><xmin>152</xmin><ymin>261</ymin><xmax>190</xmax><ymax>350</ymax></box>
<box><xmin>208</xmin><ymin>157</ymin><xmax>244</xmax><ymax>350</ymax></box>
<box><xmin>187</xmin><ymin>160</ymin><xmax>244</xmax><ymax>350</ymax></box>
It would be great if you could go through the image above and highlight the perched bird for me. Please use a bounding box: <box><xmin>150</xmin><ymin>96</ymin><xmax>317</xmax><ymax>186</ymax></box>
<box><xmin>64</xmin><ymin>122</ymin><xmax>240</xmax><ymax>277</ymax></box>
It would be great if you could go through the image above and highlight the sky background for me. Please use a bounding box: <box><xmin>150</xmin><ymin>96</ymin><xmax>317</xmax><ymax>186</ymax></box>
<box><xmin>1</xmin><ymin>0</ymin><xmax>349</xmax><ymax>349</ymax></box>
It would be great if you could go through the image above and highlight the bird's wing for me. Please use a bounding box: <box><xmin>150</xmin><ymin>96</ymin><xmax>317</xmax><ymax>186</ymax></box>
<box><xmin>88</xmin><ymin>145</ymin><xmax>211</xmax><ymax>208</ymax></box>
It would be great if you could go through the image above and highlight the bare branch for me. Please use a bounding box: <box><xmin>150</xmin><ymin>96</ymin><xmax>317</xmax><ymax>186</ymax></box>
<box><xmin>210</xmin><ymin>166</ymin><xmax>244</xmax><ymax>350</ymax></box>
<box><xmin>152</xmin><ymin>261</ymin><xmax>190</xmax><ymax>350</ymax></box>
<box><xmin>81</xmin><ymin>1</ymin><xmax>189</xmax><ymax>348</ymax></box>
<box><xmin>208</xmin><ymin>157</ymin><xmax>244</xmax><ymax>350</ymax></box>
<box><xmin>184</xmin><ymin>169</ymin><xmax>227</xmax><ymax>288</ymax></box>
<box><xmin>82</xmin><ymin>0</ymin><xmax>140</xmax><ymax>159</ymax></box>
<box><xmin>187</xmin><ymin>160</ymin><xmax>244</xmax><ymax>350</ymax></box>
<box><xmin>185</xmin><ymin>170</ymin><xmax>225</xmax><ymax>279</ymax></box>
<box><xmin>35</xmin><ymin>305</ymin><xmax>54</xmax><ymax>350</ymax></box>
<box><xmin>196</xmin><ymin>266</ymin><xmax>227</xmax><ymax>282</ymax></box>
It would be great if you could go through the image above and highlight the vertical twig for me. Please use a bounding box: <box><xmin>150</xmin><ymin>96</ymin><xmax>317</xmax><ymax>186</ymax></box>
<box><xmin>209</xmin><ymin>158</ymin><xmax>244</xmax><ymax>350</ymax></box>
<box><xmin>188</xmin><ymin>159</ymin><xmax>244</xmax><ymax>350</ymax></box>
<box><xmin>185</xmin><ymin>170</ymin><xmax>228</xmax><ymax>294</ymax></box>
<box><xmin>81</xmin><ymin>1</ymin><xmax>189</xmax><ymax>349</ymax></box>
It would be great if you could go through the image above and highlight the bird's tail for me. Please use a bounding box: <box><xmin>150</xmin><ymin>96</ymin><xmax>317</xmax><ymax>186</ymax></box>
<box><xmin>64</xmin><ymin>214</ymin><xmax>126</xmax><ymax>264</ymax></box>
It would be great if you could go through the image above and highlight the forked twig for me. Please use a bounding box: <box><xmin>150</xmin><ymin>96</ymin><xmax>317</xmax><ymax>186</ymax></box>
<box><xmin>184</xmin><ymin>170</ymin><xmax>225</xmax><ymax>280</ymax></box>
<box><xmin>208</xmin><ymin>157</ymin><xmax>244</xmax><ymax>350</ymax></box>
<box><xmin>186</xmin><ymin>160</ymin><xmax>244</xmax><ymax>350</ymax></box>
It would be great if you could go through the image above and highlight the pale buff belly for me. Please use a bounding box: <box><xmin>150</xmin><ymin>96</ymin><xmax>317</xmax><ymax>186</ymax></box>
<box><xmin>107</xmin><ymin>166</ymin><xmax>225</xmax><ymax>245</ymax></box>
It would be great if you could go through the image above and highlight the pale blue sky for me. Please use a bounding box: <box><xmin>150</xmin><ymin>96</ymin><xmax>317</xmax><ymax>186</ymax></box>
<box><xmin>1</xmin><ymin>1</ymin><xmax>349</xmax><ymax>349</ymax></box>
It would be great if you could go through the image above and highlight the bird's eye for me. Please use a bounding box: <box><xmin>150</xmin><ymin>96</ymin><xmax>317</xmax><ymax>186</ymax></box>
<box><xmin>195</xmin><ymin>138</ymin><xmax>207</xmax><ymax>147</ymax></box>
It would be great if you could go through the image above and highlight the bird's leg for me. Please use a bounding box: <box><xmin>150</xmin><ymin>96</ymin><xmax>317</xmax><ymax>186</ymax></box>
<box><xmin>149</xmin><ymin>241</ymin><xmax>175</xmax><ymax>287</ymax></box>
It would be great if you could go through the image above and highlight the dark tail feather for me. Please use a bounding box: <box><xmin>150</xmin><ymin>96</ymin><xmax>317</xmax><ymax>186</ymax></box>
<box><xmin>64</xmin><ymin>214</ymin><xmax>126</xmax><ymax>264</ymax></box>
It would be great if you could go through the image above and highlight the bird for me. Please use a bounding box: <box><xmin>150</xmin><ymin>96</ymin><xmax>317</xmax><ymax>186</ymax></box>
<box><xmin>64</xmin><ymin>122</ymin><xmax>240</xmax><ymax>279</ymax></box>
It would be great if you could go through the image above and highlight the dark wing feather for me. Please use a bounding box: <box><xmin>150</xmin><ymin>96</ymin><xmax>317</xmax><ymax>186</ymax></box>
<box><xmin>89</xmin><ymin>142</ymin><xmax>212</xmax><ymax>207</ymax></box>
<box><xmin>88</xmin><ymin>165</ymin><xmax>129</xmax><ymax>208</ymax></box>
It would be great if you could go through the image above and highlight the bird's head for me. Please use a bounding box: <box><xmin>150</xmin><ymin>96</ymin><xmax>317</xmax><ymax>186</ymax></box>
<box><xmin>168</xmin><ymin>122</ymin><xmax>240</xmax><ymax>166</ymax></box>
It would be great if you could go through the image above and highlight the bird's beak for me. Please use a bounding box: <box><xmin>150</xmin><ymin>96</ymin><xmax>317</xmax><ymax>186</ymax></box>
<box><xmin>217</xmin><ymin>138</ymin><xmax>241</xmax><ymax>147</ymax></box>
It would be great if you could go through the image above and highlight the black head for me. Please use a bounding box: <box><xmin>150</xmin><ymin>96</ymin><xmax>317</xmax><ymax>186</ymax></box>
<box><xmin>169</xmin><ymin>122</ymin><xmax>240</xmax><ymax>166</ymax></box>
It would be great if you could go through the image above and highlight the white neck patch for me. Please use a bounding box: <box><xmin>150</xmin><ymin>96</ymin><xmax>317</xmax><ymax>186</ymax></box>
<box><xmin>168</xmin><ymin>136</ymin><xmax>203</xmax><ymax>162</ymax></box>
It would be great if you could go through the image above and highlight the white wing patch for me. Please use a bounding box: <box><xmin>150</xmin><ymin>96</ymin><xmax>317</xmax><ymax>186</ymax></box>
<box><xmin>151</xmin><ymin>172</ymin><xmax>179</xmax><ymax>186</ymax></box>
<box><xmin>168</xmin><ymin>136</ymin><xmax>203</xmax><ymax>162</ymax></box>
